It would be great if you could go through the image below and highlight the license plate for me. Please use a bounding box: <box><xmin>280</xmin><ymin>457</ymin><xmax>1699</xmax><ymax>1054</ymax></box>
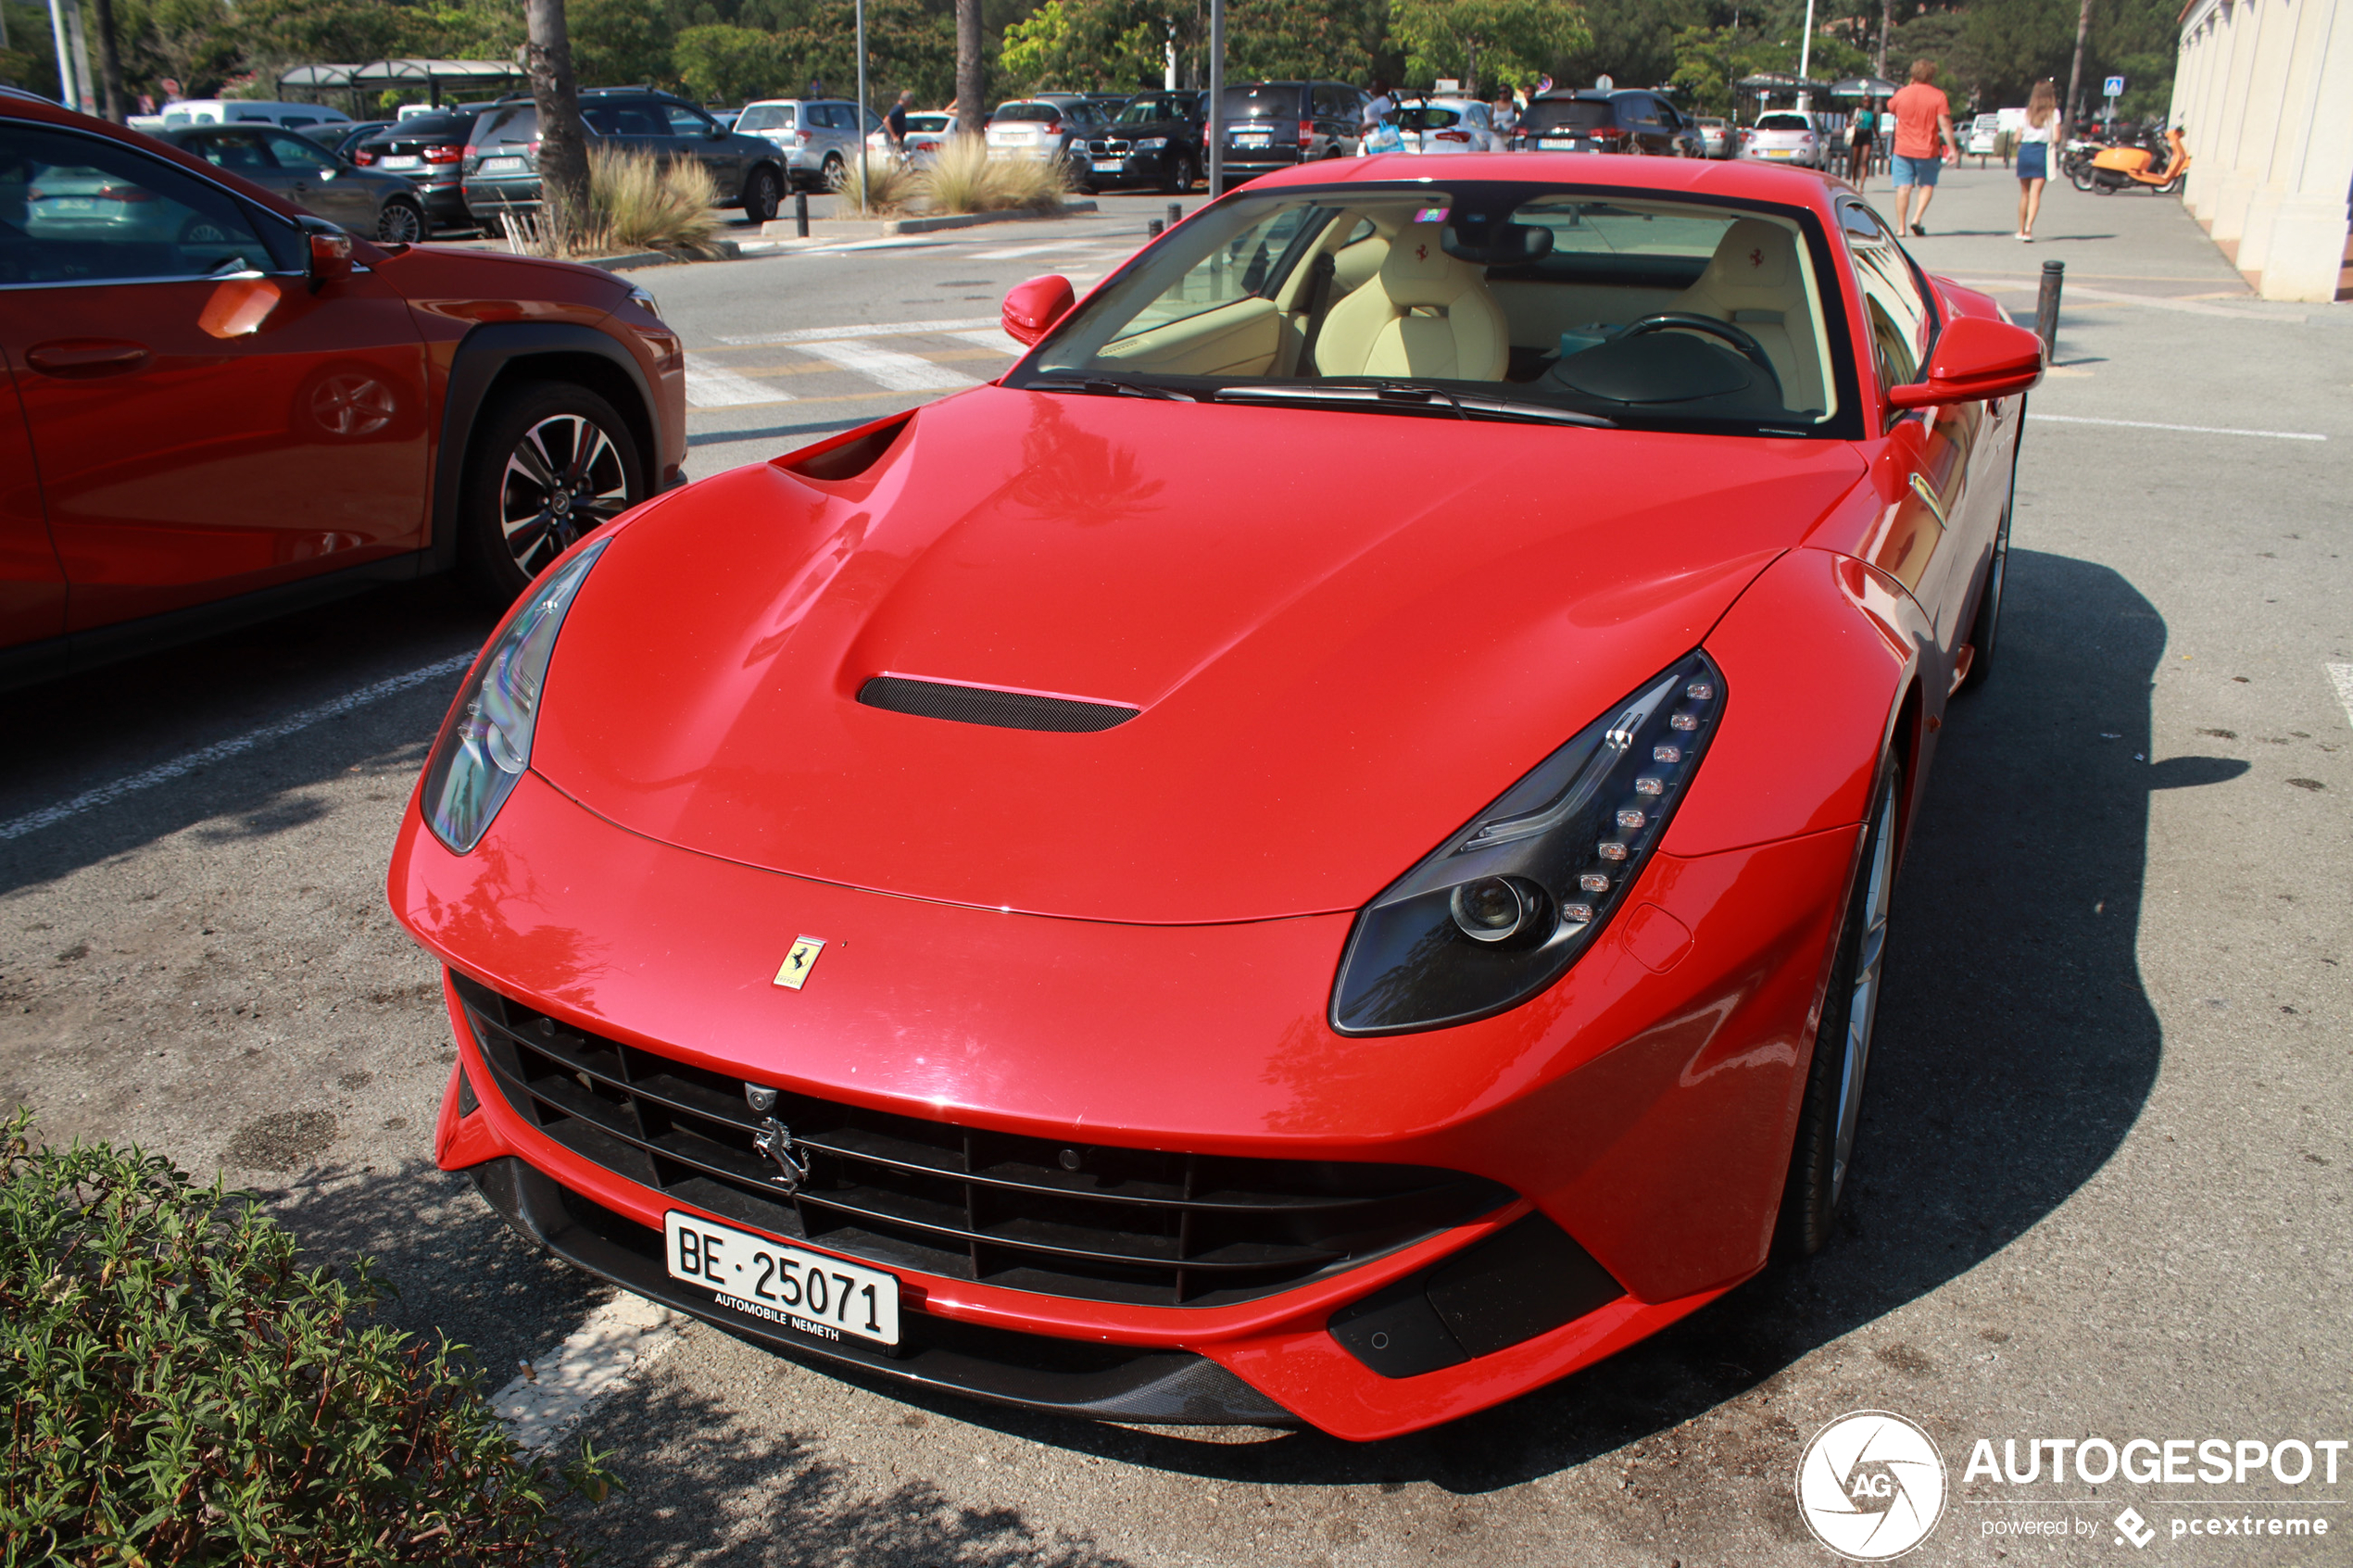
<box><xmin>379</xmin><ymin>155</ymin><xmax>422</xmax><ymax>169</ymax></box>
<box><xmin>479</xmin><ymin>156</ymin><xmax>526</xmax><ymax>173</ymax></box>
<box><xmin>663</xmin><ymin>1210</ymin><xmax>900</xmax><ymax>1346</ymax></box>
<box><xmin>1766</xmin><ymin>148</ymin><xmax>1792</xmax><ymax>158</ymax></box>
<box><xmin>1235</xmin><ymin>132</ymin><xmax>1270</xmax><ymax>146</ymax></box>
<box><xmin>1092</xmin><ymin>157</ymin><xmax>1126</xmax><ymax>170</ymax></box>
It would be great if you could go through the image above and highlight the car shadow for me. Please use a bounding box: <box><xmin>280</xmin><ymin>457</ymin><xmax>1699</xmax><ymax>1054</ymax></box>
<box><xmin>718</xmin><ymin>546</ymin><xmax>2185</xmax><ymax>1489</ymax></box>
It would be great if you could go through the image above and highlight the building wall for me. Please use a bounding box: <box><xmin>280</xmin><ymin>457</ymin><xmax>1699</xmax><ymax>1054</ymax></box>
<box><xmin>2173</xmin><ymin>0</ymin><xmax>2353</xmax><ymax>302</ymax></box>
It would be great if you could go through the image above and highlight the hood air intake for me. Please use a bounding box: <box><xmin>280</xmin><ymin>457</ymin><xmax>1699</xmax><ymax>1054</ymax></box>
<box><xmin>857</xmin><ymin>676</ymin><xmax>1139</xmax><ymax>733</ymax></box>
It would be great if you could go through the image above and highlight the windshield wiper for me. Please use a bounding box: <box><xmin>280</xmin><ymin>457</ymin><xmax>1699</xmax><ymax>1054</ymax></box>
<box><xmin>1026</xmin><ymin>376</ymin><xmax>1197</xmax><ymax>402</ymax></box>
<box><xmin>1210</xmin><ymin>383</ymin><xmax>1616</xmax><ymax>428</ymax></box>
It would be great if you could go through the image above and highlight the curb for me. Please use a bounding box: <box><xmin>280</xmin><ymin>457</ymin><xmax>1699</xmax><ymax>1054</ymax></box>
<box><xmin>582</xmin><ymin>239</ymin><xmax>744</xmax><ymax>271</ymax></box>
<box><xmin>757</xmin><ymin>202</ymin><xmax>1098</xmax><ymax>241</ymax></box>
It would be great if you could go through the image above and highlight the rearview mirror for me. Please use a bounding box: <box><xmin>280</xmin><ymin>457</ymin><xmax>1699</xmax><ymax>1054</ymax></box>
<box><xmin>302</xmin><ymin>219</ymin><xmax>353</xmax><ymax>289</ymax></box>
<box><xmin>1886</xmin><ymin>315</ymin><xmax>2045</xmax><ymax>408</ymax></box>
<box><xmin>1002</xmin><ymin>274</ymin><xmax>1075</xmax><ymax>346</ymax></box>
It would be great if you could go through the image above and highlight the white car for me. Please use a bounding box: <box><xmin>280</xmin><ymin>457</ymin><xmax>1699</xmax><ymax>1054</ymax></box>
<box><xmin>1741</xmin><ymin>111</ymin><xmax>1821</xmax><ymax>168</ymax></box>
<box><xmin>1968</xmin><ymin>113</ymin><xmax>2002</xmax><ymax>157</ymax></box>
<box><xmin>1359</xmin><ymin>97</ymin><xmax>1503</xmax><ymax>156</ymax></box>
<box><xmin>158</xmin><ymin>99</ymin><xmax>354</xmax><ymax>136</ymax></box>
<box><xmin>1697</xmin><ymin>116</ymin><xmax>1734</xmax><ymax>158</ymax></box>
<box><xmin>736</xmin><ymin>98</ymin><xmax>884</xmax><ymax>191</ymax></box>
<box><xmin>867</xmin><ymin>110</ymin><xmax>954</xmax><ymax>168</ymax></box>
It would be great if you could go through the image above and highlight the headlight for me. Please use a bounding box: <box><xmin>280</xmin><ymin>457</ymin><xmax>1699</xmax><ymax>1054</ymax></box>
<box><xmin>1330</xmin><ymin>652</ymin><xmax>1725</xmax><ymax>1035</ymax></box>
<box><xmin>419</xmin><ymin>541</ymin><xmax>609</xmax><ymax>854</ymax></box>
<box><xmin>626</xmin><ymin>283</ymin><xmax>661</xmax><ymax>320</ymax></box>
<box><xmin>1135</xmin><ymin>137</ymin><xmax>1167</xmax><ymax>150</ymax></box>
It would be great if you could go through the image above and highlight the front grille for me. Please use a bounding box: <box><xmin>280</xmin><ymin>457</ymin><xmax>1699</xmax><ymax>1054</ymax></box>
<box><xmin>455</xmin><ymin>973</ymin><xmax>1511</xmax><ymax>1307</ymax></box>
<box><xmin>1088</xmin><ymin>139</ymin><xmax>1134</xmax><ymax>156</ymax></box>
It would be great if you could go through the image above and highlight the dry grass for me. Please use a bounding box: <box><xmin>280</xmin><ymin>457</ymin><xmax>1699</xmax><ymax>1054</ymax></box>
<box><xmin>918</xmin><ymin>135</ymin><xmax>1070</xmax><ymax>215</ymax></box>
<box><xmin>589</xmin><ymin>144</ymin><xmax>722</xmax><ymax>257</ymax></box>
<box><xmin>829</xmin><ymin>152</ymin><xmax>921</xmax><ymax>213</ymax></box>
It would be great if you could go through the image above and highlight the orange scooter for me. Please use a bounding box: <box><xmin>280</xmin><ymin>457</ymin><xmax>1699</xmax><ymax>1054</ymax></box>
<box><xmin>2072</xmin><ymin>125</ymin><xmax>2190</xmax><ymax>194</ymax></box>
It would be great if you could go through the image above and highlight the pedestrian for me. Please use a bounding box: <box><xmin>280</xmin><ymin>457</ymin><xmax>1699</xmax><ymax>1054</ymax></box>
<box><xmin>1886</xmin><ymin>58</ymin><xmax>1958</xmax><ymax>237</ymax></box>
<box><xmin>1846</xmin><ymin>100</ymin><xmax>1876</xmax><ymax>188</ymax></box>
<box><xmin>1362</xmin><ymin>78</ymin><xmax>1395</xmax><ymax>138</ymax></box>
<box><xmin>886</xmin><ymin>88</ymin><xmax>912</xmax><ymax>156</ymax></box>
<box><xmin>2014</xmin><ymin>80</ymin><xmax>2057</xmax><ymax>241</ymax></box>
<box><xmin>1490</xmin><ymin>88</ymin><xmax>1517</xmax><ymax>145</ymax></box>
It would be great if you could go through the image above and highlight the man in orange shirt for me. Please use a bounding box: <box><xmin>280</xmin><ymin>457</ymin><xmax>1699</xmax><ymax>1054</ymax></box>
<box><xmin>1887</xmin><ymin>57</ymin><xmax>1958</xmax><ymax>237</ymax></box>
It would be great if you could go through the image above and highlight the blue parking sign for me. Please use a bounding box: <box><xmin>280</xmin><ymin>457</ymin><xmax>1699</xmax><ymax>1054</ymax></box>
<box><xmin>2104</xmin><ymin>75</ymin><xmax>2126</xmax><ymax>96</ymax></box>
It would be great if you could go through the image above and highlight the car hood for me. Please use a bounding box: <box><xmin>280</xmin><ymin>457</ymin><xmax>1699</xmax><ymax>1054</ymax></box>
<box><xmin>532</xmin><ymin>387</ymin><xmax>1864</xmax><ymax>923</ymax></box>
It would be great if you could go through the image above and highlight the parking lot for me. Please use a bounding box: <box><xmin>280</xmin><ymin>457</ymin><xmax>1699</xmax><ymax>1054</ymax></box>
<box><xmin>3</xmin><ymin>167</ymin><xmax>2347</xmax><ymax>1565</ymax></box>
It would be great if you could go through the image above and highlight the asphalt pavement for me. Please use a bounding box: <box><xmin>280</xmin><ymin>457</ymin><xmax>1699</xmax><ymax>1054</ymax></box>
<box><xmin>1</xmin><ymin>169</ymin><xmax>2347</xmax><ymax>1567</ymax></box>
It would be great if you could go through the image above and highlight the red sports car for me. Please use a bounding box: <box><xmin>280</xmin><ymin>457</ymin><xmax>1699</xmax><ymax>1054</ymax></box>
<box><xmin>390</xmin><ymin>155</ymin><xmax>2043</xmax><ymax>1439</ymax></box>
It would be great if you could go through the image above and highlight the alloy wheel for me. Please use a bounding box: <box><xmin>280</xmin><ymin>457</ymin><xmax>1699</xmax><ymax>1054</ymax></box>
<box><xmin>378</xmin><ymin>201</ymin><xmax>424</xmax><ymax>244</ymax></box>
<box><xmin>1828</xmin><ymin>783</ymin><xmax>1897</xmax><ymax>1205</ymax></box>
<box><xmin>497</xmin><ymin>414</ymin><xmax>631</xmax><ymax>580</ymax></box>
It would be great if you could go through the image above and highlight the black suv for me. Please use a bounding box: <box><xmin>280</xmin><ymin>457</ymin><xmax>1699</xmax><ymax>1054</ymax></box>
<box><xmin>350</xmin><ymin>107</ymin><xmax>487</xmax><ymax>232</ymax></box>
<box><xmin>1511</xmin><ymin>90</ymin><xmax>1705</xmax><ymax>157</ymax></box>
<box><xmin>1085</xmin><ymin>91</ymin><xmax>1207</xmax><ymax>193</ymax></box>
<box><xmin>461</xmin><ymin>89</ymin><xmax>788</xmax><ymax>232</ymax></box>
<box><xmin>1216</xmin><ymin>81</ymin><xmax>1368</xmax><ymax>182</ymax></box>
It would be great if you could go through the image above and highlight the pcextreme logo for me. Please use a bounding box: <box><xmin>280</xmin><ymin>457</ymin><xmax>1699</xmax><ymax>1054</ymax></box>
<box><xmin>1797</xmin><ymin>1410</ymin><xmax>1950</xmax><ymax>1560</ymax></box>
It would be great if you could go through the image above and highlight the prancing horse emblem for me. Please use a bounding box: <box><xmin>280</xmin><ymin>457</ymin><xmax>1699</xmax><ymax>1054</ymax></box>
<box><xmin>753</xmin><ymin>1117</ymin><xmax>811</xmax><ymax>1192</ymax></box>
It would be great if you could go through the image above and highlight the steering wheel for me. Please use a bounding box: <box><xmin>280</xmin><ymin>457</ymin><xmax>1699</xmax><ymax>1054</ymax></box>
<box><xmin>1617</xmin><ymin>313</ymin><xmax>1781</xmax><ymax>395</ymax></box>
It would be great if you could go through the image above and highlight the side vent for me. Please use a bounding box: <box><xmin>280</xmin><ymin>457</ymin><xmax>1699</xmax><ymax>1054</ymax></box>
<box><xmin>781</xmin><ymin>414</ymin><xmax>912</xmax><ymax>482</ymax></box>
<box><xmin>857</xmin><ymin>676</ymin><xmax>1139</xmax><ymax>733</ymax></box>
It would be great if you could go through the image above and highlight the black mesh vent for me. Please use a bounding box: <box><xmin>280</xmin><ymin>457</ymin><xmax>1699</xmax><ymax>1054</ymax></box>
<box><xmin>857</xmin><ymin>676</ymin><xmax>1139</xmax><ymax>733</ymax></box>
<box><xmin>453</xmin><ymin>972</ymin><xmax>1511</xmax><ymax>1308</ymax></box>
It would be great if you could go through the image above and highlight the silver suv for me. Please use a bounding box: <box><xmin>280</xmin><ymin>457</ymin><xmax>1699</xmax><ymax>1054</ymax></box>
<box><xmin>736</xmin><ymin>98</ymin><xmax>885</xmax><ymax>191</ymax></box>
<box><xmin>985</xmin><ymin>96</ymin><xmax>1112</xmax><ymax>185</ymax></box>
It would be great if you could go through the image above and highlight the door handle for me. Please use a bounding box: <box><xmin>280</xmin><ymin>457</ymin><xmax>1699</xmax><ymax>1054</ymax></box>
<box><xmin>26</xmin><ymin>339</ymin><xmax>152</xmax><ymax>378</ymax></box>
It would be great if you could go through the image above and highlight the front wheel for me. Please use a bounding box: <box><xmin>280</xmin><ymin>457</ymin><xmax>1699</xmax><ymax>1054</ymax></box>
<box><xmin>741</xmin><ymin>165</ymin><xmax>782</xmax><ymax>223</ymax></box>
<box><xmin>1163</xmin><ymin>152</ymin><xmax>1198</xmax><ymax>194</ymax></box>
<box><xmin>1774</xmin><ymin>762</ymin><xmax>1902</xmax><ymax>1258</ymax></box>
<box><xmin>2068</xmin><ymin>163</ymin><xmax>2095</xmax><ymax>193</ymax></box>
<box><xmin>376</xmin><ymin>197</ymin><xmax>425</xmax><ymax>245</ymax></box>
<box><xmin>458</xmin><ymin>381</ymin><xmax>645</xmax><ymax>603</ymax></box>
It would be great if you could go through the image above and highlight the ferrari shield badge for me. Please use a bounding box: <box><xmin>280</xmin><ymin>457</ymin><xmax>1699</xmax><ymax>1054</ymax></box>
<box><xmin>774</xmin><ymin>935</ymin><xmax>825</xmax><ymax>990</ymax></box>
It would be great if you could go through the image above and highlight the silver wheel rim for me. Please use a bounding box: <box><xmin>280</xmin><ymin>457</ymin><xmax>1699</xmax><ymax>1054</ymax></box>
<box><xmin>1830</xmin><ymin>784</ymin><xmax>1896</xmax><ymax>1204</ymax></box>
<box><xmin>498</xmin><ymin>414</ymin><xmax>629</xmax><ymax>579</ymax></box>
<box><xmin>381</xmin><ymin>204</ymin><xmax>422</xmax><ymax>243</ymax></box>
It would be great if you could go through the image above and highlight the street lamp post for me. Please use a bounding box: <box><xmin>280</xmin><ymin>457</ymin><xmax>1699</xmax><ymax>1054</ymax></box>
<box><xmin>1795</xmin><ymin>0</ymin><xmax>1816</xmax><ymax>112</ymax></box>
<box><xmin>1206</xmin><ymin>0</ymin><xmax>1224</xmax><ymax>196</ymax></box>
<box><xmin>855</xmin><ymin>0</ymin><xmax>869</xmax><ymax>218</ymax></box>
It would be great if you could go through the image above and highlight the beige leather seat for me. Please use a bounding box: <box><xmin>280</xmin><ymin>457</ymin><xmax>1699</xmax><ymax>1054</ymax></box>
<box><xmin>1312</xmin><ymin>221</ymin><xmax>1509</xmax><ymax>382</ymax></box>
<box><xmin>1667</xmin><ymin>218</ymin><xmax>1825</xmax><ymax>412</ymax></box>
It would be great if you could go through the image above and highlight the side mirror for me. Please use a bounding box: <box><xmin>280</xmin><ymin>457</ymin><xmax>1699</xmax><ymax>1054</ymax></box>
<box><xmin>302</xmin><ymin>220</ymin><xmax>353</xmax><ymax>289</ymax></box>
<box><xmin>1001</xmin><ymin>274</ymin><xmax>1075</xmax><ymax>346</ymax></box>
<box><xmin>1887</xmin><ymin>315</ymin><xmax>2046</xmax><ymax>408</ymax></box>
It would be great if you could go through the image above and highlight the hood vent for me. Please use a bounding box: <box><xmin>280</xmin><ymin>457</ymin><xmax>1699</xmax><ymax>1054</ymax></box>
<box><xmin>857</xmin><ymin>676</ymin><xmax>1139</xmax><ymax>733</ymax></box>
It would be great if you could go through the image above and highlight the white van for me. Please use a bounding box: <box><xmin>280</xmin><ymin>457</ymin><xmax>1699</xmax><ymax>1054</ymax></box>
<box><xmin>159</xmin><ymin>100</ymin><xmax>354</xmax><ymax>134</ymax></box>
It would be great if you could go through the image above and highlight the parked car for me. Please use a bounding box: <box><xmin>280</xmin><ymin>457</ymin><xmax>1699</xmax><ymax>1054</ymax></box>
<box><xmin>1696</xmin><ymin>115</ymin><xmax>1734</xmax><ymax>158</ymax></box>
<box><xmin>1511</xmin><ymin>90</ymin><xmax>1705</xmax><ymax>157</ymax></box>
<box><xmin>348</xmin><ymin>108</ymin><xmax>484</xmax><ymax>232</ymax></box>
<box><xmin>984</xmin><ymin>96</ymin><xmax>1112</xmax><ymax>184</ymax></box>
<box><xmin>867</xmin><ymin>110</ymin><xmax>956</xmax><ymax>169</ymax></box>
<box><xmin>1741</xmin><ymin>110</ymin><xmax>1823</xmax><ymax>168</ymax></box>
<box><xmin>1080</xmin><ymin>92</ymin><xmax>1206</xmax><ymax>192</ymax></box>
<box><xmin>1968</xmin><ymin>112</ymin><xmax>2003</xmax><ymax>157</ymax></box>
<box><xmin>1361</xmin><ymin>96</ymin><xmax>1504</xmax><ymax>156</ymax></box>
<box><xmin>461</xmin><ymin>89</ymin><xmax>789</xmax><ymax>229</ymax></box>
<box><xmin>0</xmin><ymin>93</ymin><xmax>687</xmax><ymax>687</ymax></box>
<box><xmin>326</xmin><ymin>119</ymin><xmax>396</xmax><ymax>158</ymax></box>
<box><xmin>1216</xmin><ymin>81</ymin><xmax>1368</xmax><ymax>181</ymax></box>
<box><xmin>390</xmin><ymin>150</ymin><xmax>2043</xmax><ymax>1442</ymax></box>
<box><xmin>159</xmin><ymin>99</ymin><xmax>355</xmax><ymax>136</ymax></box>
<box><xmin>154</xmin><ymin>123</ymin><xmax>430</xmax><ymax>244</ymax></box>
<box><xmin>737</xmin><ymin>97</ymin><xmax>882</xmax><ymax>190</ymax></box>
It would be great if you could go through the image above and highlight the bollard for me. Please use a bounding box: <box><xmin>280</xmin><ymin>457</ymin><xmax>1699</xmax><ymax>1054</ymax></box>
<box><xmin>2034</xmin><ymin>258</ymin><xmax>2063</xmax><ymax>358</ymax></box>
<box><xmin>794</xmin><ymin>192</ymin><xmax>809</xmax><ymax>238</ymax></box>
<box><xmin>1166</xmin><ymin>202</ymin><xmax>1183</xmax><ymax>229</ymax></box>
<box><xmin>1147</xmin><ymin>219</ymin><xmax>1164</xmax><ymax>237</ymax></box>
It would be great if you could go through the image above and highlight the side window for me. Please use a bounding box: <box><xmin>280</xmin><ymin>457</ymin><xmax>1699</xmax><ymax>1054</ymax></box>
<box><xmin>192</xmin><ymin>130</ymin><xmax>274</xmax><ymax>170</ymax></box>
<box><xmin>665</xmin><ymin>103</ymin><xmax>715</xmax><ymax>138</ymax></box>
<box><xmin>264</xmin><ymin>131</ymin><xmax>338</xmax><ymax>171</ymax></box>
<box><xmin>0</xmin><ymin>122</ymin><xmax>283</xmax><ymax>285</ymax></box>
<box><xmin>1846</xmin><ymin>213</ymin><xmax>1934</xmax><ymax>388</ymax></box>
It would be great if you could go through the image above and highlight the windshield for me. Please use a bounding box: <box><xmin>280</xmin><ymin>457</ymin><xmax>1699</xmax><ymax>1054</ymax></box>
<box><xmin>1391</xmin><ymin>107</ymin><xmax>1465</xmax><ymax>130</ymax></box>
<box><xmin>996</xmin><ymin>103</ymin><xmax>1062</xmax><ymax>123</ymax></box>
<box><xmin>1221</xmin><ymin>85</ymin><xmax>1301</xmax><ymax>119</ymax></box>
<box><xmin>737</xmin><ymin>104</ymin><xmax>794</xmax><ymax>131</ymax></box>
<box><xmin>1755</xmin><ymin>113</ymin><xmax>1811</xmax><ymax>131</ymax></box>
<box><xmin>1005</xmin><ymin>182</ymin><xmax>1846</xmax><ymax>437</ymax></box>
<box><xmin>1115</xmin><ymin>102</ymin><xmax>1167</xmax><ymax>125</ymax></box>
<box><xmin>1522</xmin><ymin>99</ymin><xmax>1613</xmax><ymax>133</ymax></box>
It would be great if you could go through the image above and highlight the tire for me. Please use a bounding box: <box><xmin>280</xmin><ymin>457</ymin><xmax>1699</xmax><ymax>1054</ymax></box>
<box><xmin>820</xmin><ymin>153</ymin><xmax>845</xmax><ymax>191</ymax></box>
<box><xmin>1773</xmin><ymin>761</ymin><xmax>1901</xmax><ymax>1259</ymax></box>
<box><xmin>1164</xmin><ymin>152</ymin><xmax>1198</xmax><ymax>194</ymax></box>
<box><xmin>2068</xmin><ymin>163</ymin><xmax>2095</xmax><ymax>193</ymax></box>
<box><xmin>1957</xmin><ymin>467</ymin><xmax>2013</xmax><ymax>695</ymax></box>
<box><xmin>458</xmin><ymin>381</ymin><xmax>645</xmax><ymax>604</ymax></box>
<box><xmin>376</xmin><ymin>197</ymin><xmax>425</xmax><ymax>245</ymax></box>
<box><xmin>741</xmin><ymin>165</ymin><xmax>782</xmax><ymax>223</ymax></box>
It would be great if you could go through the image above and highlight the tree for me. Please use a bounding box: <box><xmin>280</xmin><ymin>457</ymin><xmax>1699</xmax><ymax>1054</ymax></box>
<box><xmin>999</xmin><ymin>0</ymin><xmax>1162</xmax><ymax>94</ymax></box>
<box><xmin>524</xmin><ymin>0</ymin><xmax>593</xmax><ymax>248</ymax></box>
<box><xmin>957</xmin><ymin>0</ymin><xmax>984</xmax><ymax>130</ymax></box>
<box><xmin>673</xmin><ymin>21</ymin><xmax>787</xmax><ymax>99</ymax></box>
<box><xmin>570</xmin><ymin>0</ymin><xmax>675</xmax><ymax>89</ymax></box>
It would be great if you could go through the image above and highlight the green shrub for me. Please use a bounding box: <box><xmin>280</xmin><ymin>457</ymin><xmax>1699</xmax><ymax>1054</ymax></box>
<box><xmin>0</xmin><ymin>1111</ymin><xmax>615</xmax><ymax>1565</ymax></box>
<box><xmin>918</xmin><ymin>135</ymin><xmax>1069</xmax><ymax>216</ymax></box>
<box><xmin>829</xmin><ymin>152</ymin><xmax>920</xmax><ymax>214</ymax></box>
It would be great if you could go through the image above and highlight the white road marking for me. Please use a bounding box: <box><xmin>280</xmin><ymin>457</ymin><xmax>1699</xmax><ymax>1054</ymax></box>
<box><xmin>685</xmin><ymin>357</ymin><xmax>791</xmax><ymax>408</ymax></box>
<box><xmin>2026</xmin><ymin>413</ymin><xmax>2325</xmax><ymax>442</ymax></box>
<box><xmin>493</xmin><ymin>1292</ymin><xmax>686</xmax><ymax>1452</ymax></box>
<box><xmin>796</xmin><ymin>337</ymin><xmax>978</xmax><ymax>392</ymax></box>
<box><xmin>969</xmin><ymin>240</ymin><xmax>1108</xmax><ymax>260</ymax></box>
<box><xmin>718</xmin><ymin>314</ymin><xmax>999</xmax><ymax>346</ymax></box>
<box><xmin>947</xmin><ymin>327</ymin><xmax>1026</xmax><ymax>353</ymax></box>
<box><xmin>0</xmin><ymin>653</ymin><xmax>476</xmax><ymax>842</ymax></box>
<box><xmin>2328</xmin><ymin>665</ymin><xmax>2353</xmax><ymax>731</ymax></box>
